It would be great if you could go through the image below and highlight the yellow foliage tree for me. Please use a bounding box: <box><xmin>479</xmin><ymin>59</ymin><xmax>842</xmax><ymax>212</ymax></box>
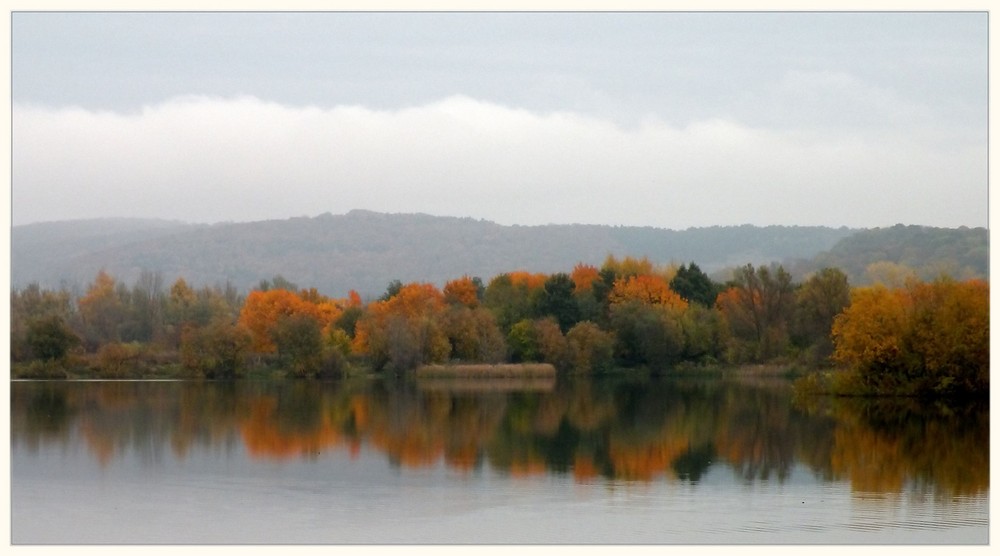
<box><xmin>831</xmin><ymin>278</ymin><xmax>988</xmax><ymax>395</ymax></box>
<box><xmin>77</xmin><ymin>270</ymin><xmax>125</xmax><ymax>346</ymax></box>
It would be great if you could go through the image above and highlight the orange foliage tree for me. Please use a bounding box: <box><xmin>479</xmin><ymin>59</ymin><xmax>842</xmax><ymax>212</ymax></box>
<box><xmin>570</xmin><ymin>264</ymin><xmax>600</xmax><ymax>293</ymax></box>
<box><xmin>507</xmin><ymin>271</ymin><xmax>549</xmax><ymax>291</ymax></box>
<box><xmin>238</xmin><ymin>288</ymin><xmax>342</xmax><ymax>354</ymax></box>
<box><xmin>443</xmin><ymin>275</ymin><xmax>480</xmax><ymax>308</ymax></box>
<box><xmin>608</xmin><ymin>274</ymin><xmax>688</xmax><ymax>311</ymax></box>
<box><xmin>352</xmin><ymin>282</ymin><xmax>450</xmax><ymax>371</ymax></box>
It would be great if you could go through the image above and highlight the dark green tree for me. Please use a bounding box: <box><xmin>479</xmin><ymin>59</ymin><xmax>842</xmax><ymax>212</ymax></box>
<box><xmin>271</xmin><ymin>313</ymin><xmax>324</xmax><ymax>377</ymax></box>
<box><xmin>792</xmin><ymin>267</ymin><xmax>850</xmax><ymax>363</ymax></box>
<box><xmin>609</xmin><ymin>301</ymin><xmax>684</xmax><ymax>368</ymax></box>
<box><xmin>535</xmin><ymin>273</ymin><xmax>580</xmax><ymax>332</ymax></box>
<box><xmin>670</xmin><ymin>262</ymin><xmax>719</xmax><ymax>307</ymax></box>
<box><xmin>380</xmin><ymin>279</ymin><xmax>404</xmax><ymax>301</ymax></box>
<box><xmin>335</xmin><ymin>305</ymin><xmax>365</xmax><ymax>338</ymax></box>
<box><xmin>11</xmin><ymin>283</ymin><xmax>75</xmax><ymax>362</ymax></box>
<box><xmin>484</xmin><ymin>274</ymin><xmax>534</xmax><ymax>333</ymax></box>
<box><xmin>26</xmin><ymin>315</ymin><xmax>80</xmax><ymax>361</ymax></box>
<box><xmin>257</xmin><ymin>274</ymin><xmax>299</xmax><ymax>292</ymax></box>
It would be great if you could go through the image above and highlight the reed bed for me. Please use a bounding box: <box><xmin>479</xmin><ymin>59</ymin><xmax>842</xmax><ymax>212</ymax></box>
<box><xmin>414</xmin><ymin>363</ymin><xmax>557</xmax><ymax>378</ymax></box>
<box><xmin>416</xmin><ymin>377</ymin><xmax>556</xmax><ymax>393</ymax></box>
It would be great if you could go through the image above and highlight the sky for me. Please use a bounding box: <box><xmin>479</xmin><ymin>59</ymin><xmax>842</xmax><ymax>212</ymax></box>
<box><xmin>10</xmin><ymin>11</ymin><xmax>989</xmax><ymax>229</ymax></box>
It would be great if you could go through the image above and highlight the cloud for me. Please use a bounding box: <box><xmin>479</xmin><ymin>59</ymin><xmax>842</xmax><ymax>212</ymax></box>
<box><xmin>12</xmin><ymin>95</ymin><xmax>986</xmax><ymax>229</ymax></box>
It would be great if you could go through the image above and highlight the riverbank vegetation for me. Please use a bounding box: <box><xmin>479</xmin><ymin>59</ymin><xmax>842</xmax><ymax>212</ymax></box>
<box><xmin>10</xmin><ymin>256</ymin><xmax>988</xmax><ymax>396</ymax></box>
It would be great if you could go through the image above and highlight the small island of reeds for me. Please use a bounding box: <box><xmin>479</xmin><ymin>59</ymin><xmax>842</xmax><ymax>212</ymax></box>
<box><xmin>415</xmin><ymin>363</ymin><xmax>556</xmax><ymax>378</ymax></box>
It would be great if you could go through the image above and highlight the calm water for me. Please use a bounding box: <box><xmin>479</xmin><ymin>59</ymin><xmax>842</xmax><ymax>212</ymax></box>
<box><xmin>10</xmin><ymin>375</ymin><xmax>989</xmax><ymax>544</ymax></box>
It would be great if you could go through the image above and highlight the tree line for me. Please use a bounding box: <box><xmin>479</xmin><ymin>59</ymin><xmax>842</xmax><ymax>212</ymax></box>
<box><xmin>10</xmin><ymin>255</ymin><xmax>989</xmax><ymax>396</ymax></box>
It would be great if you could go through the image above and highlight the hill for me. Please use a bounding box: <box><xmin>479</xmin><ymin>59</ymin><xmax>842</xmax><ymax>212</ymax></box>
<box><xmin>12</xmin><ymin>210</ymin><xmax>860</xmax><ymax>297</ymax></box>
<box><xmin>807</xmin><ymin>224</ymin><xmax>988</xmax><ymax>285</ymax></box>
<box><xmin>11</xmin><ymin>212</ymin><xmax>988</xmax><ymax>298</ymax></box>
<box><xmin>11</xmin><ymin>218</ymin><xmax>201</xmax><ymax>291</ymax></box>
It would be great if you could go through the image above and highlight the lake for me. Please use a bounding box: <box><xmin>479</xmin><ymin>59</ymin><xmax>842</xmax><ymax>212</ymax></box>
<box><xmin>9</xmin><ymin>374</ymin><xmax>989</xmax><ymax>544</ymax></box>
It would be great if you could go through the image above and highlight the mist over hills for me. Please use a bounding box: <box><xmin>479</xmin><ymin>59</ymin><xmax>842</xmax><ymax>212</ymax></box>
<box><xmin>10</xmin><ymin>210</ymin><xmax>986</xmax><ymax>298</ymax></box>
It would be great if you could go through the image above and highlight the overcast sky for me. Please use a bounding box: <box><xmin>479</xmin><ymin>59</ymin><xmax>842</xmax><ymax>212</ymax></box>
<box><xmin>11</xmin><ymin>11</ymin><xmax>989</xmax><ymax>229</ymax></box>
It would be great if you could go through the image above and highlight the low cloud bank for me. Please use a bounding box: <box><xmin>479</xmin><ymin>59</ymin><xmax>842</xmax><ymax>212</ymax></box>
<box><xmin>13</xmin><ymin>95</ymin><xmax>986</xmax><ymax>228</ymax></box>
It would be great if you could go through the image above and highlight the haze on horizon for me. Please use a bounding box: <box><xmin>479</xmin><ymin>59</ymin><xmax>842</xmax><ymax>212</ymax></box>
<box><xmin>11</xmin><ymin>12</ymin><xmax>988</xmax><ymax>230</ymax></box>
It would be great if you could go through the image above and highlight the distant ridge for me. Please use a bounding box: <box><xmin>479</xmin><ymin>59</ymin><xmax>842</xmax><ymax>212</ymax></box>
<box><xmin>11</xmin><ymin>211</ymin><xmax>983</xmax><ymax>297</ymax></box>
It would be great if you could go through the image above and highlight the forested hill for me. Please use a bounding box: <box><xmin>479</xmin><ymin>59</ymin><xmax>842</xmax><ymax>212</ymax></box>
<box><xmin>808</xmin><ymin>224</ymin><xmax>988</xmax><ymax>285</ymax></box>
<box><xmin>10</xmin><ymin>210</ymin><xmax>984</xmax><ymax>297</ymax></box>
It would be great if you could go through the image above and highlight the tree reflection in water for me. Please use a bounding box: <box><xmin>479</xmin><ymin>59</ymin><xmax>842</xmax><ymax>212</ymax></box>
<box><xmin>10</xmin><ymin>375</ymin><xmax>988</xmax><ymax>498</ymax></box>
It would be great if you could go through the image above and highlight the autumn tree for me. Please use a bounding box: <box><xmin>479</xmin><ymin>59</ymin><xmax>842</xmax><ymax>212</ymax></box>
<box><xmin>352</xmin><ymin>282</ymin><xmax>450</xmax><ymax>371</ymax></box>
<box><xmin>533</xmin><ymin>317</ymin><xmax>569</xmax><ymax>370</ymax></box>
<box><xmin>443</xmin><ymin>275</ymin><xmax>481</xmax><ymax>308</ymax></box>
<box><xmin>166</xmin><ymin>278</ymin><xmax>198</xmax><ymax>329</ymax></box>
<box><xmin>11</xmin><ymin>283</ymin><xmax>75</xmax><ymax>362</ymax></box>
<box><xmin>507</xmin><ymin>319</ymin><xmax>539</xmax><ymax>363</ymax></box>
<box><xmin>484</xmin><ymin>273</ymin><xmax>542</xmax><ymax>333</ymax></box>
<box><xmin>180</xmin><ymin>318</ymin><xmax>253</xmax><ymax>379</ymax></box>
<box><xmin>94</xmin><ymin>341</ymin><xmax>142</xmax><ymax>378</ymax></box>
<box><xmin>791</xmin><ymin>267</ymin><xmax>850</xmax><ymax>363</ymax></box>
<box><xmin>831</xmin><ymin>278</ymin><xmax>989</xmax><ymax>396</ymax></box>
<box><xmin>609</xmin><ymin>274</ymin><xmax>688</xmax><ymax>311</ymax></box>
<box><xmin>904</xmin><ymin>279</ymin><xmax>989</xmax><ymax>393</ymax></box>
<box><xmin>606</xmin><ymin>273</ymin><xmax>689</xmax><ymax>368</ymax></box>
<box><xmin>238</xmin><ymin>288</ymin><xmax>341</xmax><ymax>354</ymax></box>
<box><xmin>119</xmin><ymin>270</ymin><xmax>166</xmax><ymax>344</ymax></box>
<box><xmin>77</xmin><ymin>270</ymin><xmax>126</xmax><ymax>348</ymax></box>
<box><xmin>570</xmin><ymin>264</ymin><xmax>600</xmax><ymax>293</ymax></box>
<box><xmin>569</xmin><ymin>263</ymin><xmax>605</xmax><ymax>323</ymax></box>
<box><xmin>442</xmin><ymin>305</ymin><xmax>508</xmax><ymax>363</ymax></box>
<box><xmin>601</xmin><ymin>255</ymin><xmax>655</xmax><ymax>278</ymax></box>
<box><xmin>864</xmin><ymin>261</ymin><xmax>917</xmax><ymax>288</ymax></box>
<box><xmin>162</xmin><ymin>278</ymin><xmax>240</xmax><ymax>344</ymax></box>
<box><xmin>503</xmin><ymin>317</ymin><xmax>570</xmax><ymax>368</ymax></box>
<box><xmin>677</xmin><ymin>303</ymin><xmax>724</xmax><ymax>363</ymax></box>
<box><xmin>270</xmin><ymin>313</ymin><xmax>324</xmax><ymax>377</ymax></box>
<box><xmin>508</xmin><ymin>271</ymin><xmax>548</xmax><ymax>291</ymax></box>
<box><xmin>716</xmin><ymin>264</ymin><xmax>795</xmax><ymax>363</ymax></box>
<box><xmin>609</xmin><ymin>300</ymin><xmax>685</xmax><ymax>368</ymax></box>
<box><xmin>25</xmin><ymin>315</ymin><xmax>80</xmax><ymax>362</ymax></box>
<box><xmin>565</xmin><ymin>321</ymin><xmax>615</xmax><ymax>373</ymax></box>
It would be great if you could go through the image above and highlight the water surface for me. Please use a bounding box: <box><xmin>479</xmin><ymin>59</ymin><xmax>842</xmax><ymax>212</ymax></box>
<box><xmin>10</xmin><ymin>376</ymin><xmax>989</xmax><ymax>544</ymax></box>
